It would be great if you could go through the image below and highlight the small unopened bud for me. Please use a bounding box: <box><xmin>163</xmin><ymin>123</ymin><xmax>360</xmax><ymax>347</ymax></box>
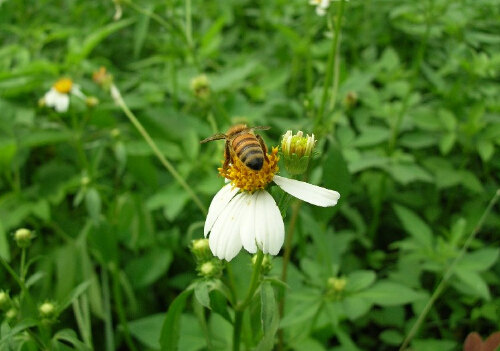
<box><xmin>39</xmin><ymin>301</ymin><xmax>58</xmax><ymax>322</ymax></box>
<box><xmin>251</xmin><ymin>254</ymin><xmax>273</xmax><ymax>275</ymax></box>
<box><xmin>191</xmin><ymin>239</ymin><xmax>212</xmax><ymax>262</ymax></box>
<box><xmin>38</xmin><ymin>97</ymin><xmax>46</xmax><ymax>108</ymax></box>
<box><xmin>85</xmin><ymin>96</ymin><xmax>99</xmax><ymax>108</ymax></box>
<box><xmin>197</xmin><ymin>258</ymin><xmax>223</xmax><ymax>279</ymax></box>
<box><xmin>0</xmin><ymin>291</ymin><xmax>11</xmax><ymax>310</ymax></box>
<box><xmin>93</xmin><ymin>67</ymin><xmax>114</xmax><ymax>90</ymax></box>
<box><xmin>110</xmin><ymin>128</ymin><xmax>121</xmax><ymax>138</ymax></box>
<box><xmin>81</xmin><ymin>176</ymin><xmax>91</xmax><ymax>187</ymax></box>
<box><xmin>343</xmin><ymin>91</ymin><xmax>358</xmax><ymax>108</ymax></box>
<box><xmin>281</xmin><ymin>130</ymin><xmax>316</xmax><ymax>175</ymax></box>
<box><xmin>14</xmin><ymin>228</ymin><xmax>34</xmax><ymax>248</ymax></box>
<box><xmin>326</xmin><ymin>277</ymin><xmax>347</xmax><ymax>300</ymax></box>
<box><xmin>5</xmin><ymin>308</ymin><xmax>17</xmax><ymax>321</ymax></box>
<box><xmin>190</xmin><ymin>74</ymin><xmax>211</xmax><ymax>100</ymax></box>
<box><xmin>327</xmin><ymin>277</ymin><xmax>347</xmax><ymax>292</ymax></box>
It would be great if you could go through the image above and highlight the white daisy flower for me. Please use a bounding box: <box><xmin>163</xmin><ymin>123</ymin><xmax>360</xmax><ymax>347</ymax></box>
<box><xmin>203</xmin><ymin>144</ymin><xmax>340</xmax><ymax>261</ymax></box>
<box><xmin>309</xmin><ymin>0</ymin><xmax>330</xmax><ymax>16</ymax></box>
<box><xmin>42</xmin><ymin>78</ymin><xmax>86</xmax><ymax>113</ymax></box>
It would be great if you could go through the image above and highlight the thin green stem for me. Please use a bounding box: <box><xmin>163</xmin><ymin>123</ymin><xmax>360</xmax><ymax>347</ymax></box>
<box><xmin>236</xmin><ymin>250</ymin><xmax>264</xmax><ymax>311</ymax></box>
<box><xmin>111</xmin><ymin>85</ymin><xmax>207</xmax><ymax>215</ymax></box>
<box><xmin>278</xmin><ymin>199</ymin><xmax>301</xmax><ymax>350</ymax></box>
<box><xmin>388</xmin><ymin>0</ymin><xmax>432</xmax><ymax>152</ymax></box>
<box><xmin>399</xmin><ymin>189</ymin><xmax>500</xmax><ymax>351</ymax></box>
<box><xmin>232</xmin><ymin>250</ymin><xmax>264</xmax><ymax>351</ymax></box>
<box><xmin>185</xmin><ymin>0</ymin><xmax>193</xmax><ymax>48</ymax></box>
<box><xmin>315</xmin><ymin>0</ymin><xmax>346</xmax><ymax>130</ymax></box>
<box><xmin>111</xmin><ymin>266</ymin><xmax>138</xmax><ymax>351</ymax></box>
<box><xmin>233</xmin><ymin>310</ymin><xmax>244</xmax><ymax>351</ymax></box>
<box><xmin>73</xmin><ymin>294</ymin><xmax>93</xmax><ymax>349</ymax></box>
<box><xmin>101</xmin><ymin>268</ymin><xmax>114</xmax><ymax>351</ymax></box>
<box><xmin>20</xmin><ymin>248</ymin><xmax>27</xmax><ymax>282</ymax></box>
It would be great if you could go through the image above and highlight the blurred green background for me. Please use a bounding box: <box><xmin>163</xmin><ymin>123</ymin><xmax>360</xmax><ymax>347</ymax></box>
<box><xmin>1</xmin><ymin>0</ymin><xmax>500</xmax><ymax>350</ymax></box>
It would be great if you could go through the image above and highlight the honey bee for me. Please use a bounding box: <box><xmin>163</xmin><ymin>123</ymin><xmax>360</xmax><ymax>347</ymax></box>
<box><xmin>200</xmin><ymin>124</ymin><xmax>271</xmax><ymax>171</ymax></box>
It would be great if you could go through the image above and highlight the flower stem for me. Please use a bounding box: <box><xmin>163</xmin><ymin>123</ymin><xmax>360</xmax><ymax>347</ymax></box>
<box><xmin>111</xmin><ymin>265</ymin><xmax>138</xmax><ymax>351</ymax></box>
<box><xmin>399</xmin><ymin>189</ymin><xmax>500</xmax><ymax>351</ymax></box>
<box><xmin>101</xmin><ymin>268</ymin><xmax>115</xmax><ymax>351</ymax></box>
<box><xmin>111</xmin><ymin>85</ymin><xmax>207</xmax><ymax>215</ymax></box>
<box><xmin>315</xmin><ymin>0</ymin><xmax>346</xmax><ymax>130</ymax></box>
<box><xmin>232</xmin><ymin>250</ymin><xmax>264</xmax><ymax>351</ymax></box>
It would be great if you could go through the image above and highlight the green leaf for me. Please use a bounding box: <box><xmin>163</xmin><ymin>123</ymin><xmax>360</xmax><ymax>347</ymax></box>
<box><xmin>17</xmin><ymin>130</ymin><xmax>74</xmax><ymax>148</ymax></box>
<box><xmin>346</xmin><ymin>270</ymin><xmax>376</xmax><ymax>292</ymax></box>
<box><xmin>357</xmin><ymin>281</ymin><xmax>425</xmax><ymax>306</ymax></box>
<box><xmin>255</xmin><ymin>284</ymin><xmax>279</xmax><ymax>351</ymax></box>
<box><xmin>476</xmin><ymin>139</ymin><xmax>494</xmax><ymax>162</ymax></box>
<box><xmin>385</xmin><ymin>163</ymin><xmax>433</xmax><ymax>184</ymax></box>
<box><xmin>411</xmin><ymin>338</ymin><xmax>456</xmax><ymax>351</ymax></box>
<box><xmin>352</xmin><ymin>126</ymin><xmax>391</xmax><ymax>147</ymax></box>
<box><xmin>341</xmin><ymin>296</ymin><xmax>373</xmax><ymax>320</ymax></box>
<box><xmin>66</xmin><ymin>18</ymin><xmax>135</xmax><ymax>64</ymax></box>
<box><xmin>129</xmin><ymin>313</ymin><xmax>165</xmax><ymax>349</ymax></box>
<box><xmin>0</xmin><ymin>138</ymin><xmax>16</xmax><ymax>170</ymax></box>
<box><xmin>85</xmin><ymin>187</ymin><xmax>101</xmax><ymax>225</ymax></box>
<box><xmin>379</xmin><ymin>329</ymin><xmax>404</xmax><ymax>346</ymax></box>
<box><xmin>0</xmin><ymin>222</ymin><xmax>10</xmax><ymax>261</ymax></box>
<box><xmin>280</xmin><ymin>300</ymin><xmax>322</xmax><ymax>328</ymax></box>
<box><xmin>194</xmin><ymin>280</ymin><xmax>211</xmax><ymax>309</ymax></box>
<box><xmin>53</xmin><ymin>329</ymin><xmax>92</xmax><ymax>351</ymax></box>
<box><xmin>133</xmin><ymin>5</ymin><xmax>152</xmax><ymax>59</ymax></box>
<box><xmin>399</xmin><ymin>132</ymin><xmax>437</xmax><ymax>149</ymax></box>
<box><xmin>159</xmin><ymin>289</ymin><xmax>192</xmax><ymax>351</ymax></box>
<box><xmin>453</xmin><ymin>269</ymin><xmax>490</xmax><ymax>300</ymax></box>
<box><xmin>124</xmin><ymin>249</ymin><xmax>173</xmax><ymax>288</ymax></box>
<box><xmin>439</xmin><ymin>132</ymin><xmax>456</xmax><ymax>155</ymax></box>
<box><xmin>59</xmin><ymin>281</ymin><xmax>91</xmax><ymax>312</ymax></box>
<box><xmin>438</xmin><ymin>109</ymin><xmax>457</xmax><ymax>131</ymax></box>
<box><xmin>393</xmin><ymin>204</ymin><xmax>433</xmax><ymax>248</ymax></box>
<box><xmin>260</xmin><ymin>281</ymin><xmax>275</xmax><ymax>333</ymax></box>
<box><xmin>456</xmin><ymin>248</ymin><xmax>499</xmax><ymax>271</ymax></box>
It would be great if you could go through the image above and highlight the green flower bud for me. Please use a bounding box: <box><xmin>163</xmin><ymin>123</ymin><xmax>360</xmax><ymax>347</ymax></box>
<box><xmin>251</xmin><ymin>254</ymin><xmax>273</xmax><ymax>275</ymax></box>
<box><xmin>0</xmin><ymin>291</ymin><xmax>11</xmax><ymax>310</ymax></box>
<box><xmin>197</xmin><ymin>258</ymin><xmax>223</xmax><ymax>279</ymax></box>
<box><xmin>14</xmin><ymin>228</ymin><xmax>34</xmax><ymax>249</ymax></box>
<box><xmin>190</xmin><ymin>238</ymin><xmax>212</xmax><ymax>262</ymax></box>
<box><xmin>39</xmin><ymin>301</ymin><xmax>58</xmax><ymax>323</ymax></box>
<box><xmin>281</xmin><ymin>130</ymin><xmax>316</xmax><ymax>175</ymax></box>
<box><xmin>326</xmin><ymin>276</ymin><xmax>347</xmax><ymax>300</ymax></box>
<box><xmin>190</xmin><ymin>74</ymin><xmax>211</xmax><ymax>100</ymax></box>
<box><xmin>5</xmin><ymin>307</ymin><xmax>17</xmax><ymax>321</ymax></box>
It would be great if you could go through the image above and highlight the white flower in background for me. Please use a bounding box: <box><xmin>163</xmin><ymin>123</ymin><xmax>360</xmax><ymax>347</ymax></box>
<box><xmin>309</xmin><ymin>0</ymin><xmax>330</xmax><ymax>16</ymax></box>
<box><xmin>42</xmin><ymin>78</ymin><xmax>86</xmax><ymax>112</ymax></box>
<box><xmin>204</xmin><ymin>140</ymin><xmax>340</xmax><ymax>261</ymax></box>
<box><xmin>309</xmin><ymin>0</ymin><xmax>350</xmax><ymax>16</ymax></box>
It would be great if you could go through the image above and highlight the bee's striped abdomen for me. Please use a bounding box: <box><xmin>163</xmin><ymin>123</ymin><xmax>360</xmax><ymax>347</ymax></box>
<box><xmin>232</xmin><ymin>134</ymin><xmax>265</xmax><ymax>171</ymax></box>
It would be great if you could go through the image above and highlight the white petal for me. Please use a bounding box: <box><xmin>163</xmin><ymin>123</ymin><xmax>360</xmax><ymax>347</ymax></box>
<box><xmin>204</xmin><ymin>184</ymin><xmax>239</xmax><ymax>236</ymax></box>
<box><xmin>253</xmin><ymin>190</ymin><xmax>284</xmax><ymax>255</ymax></box>
<box><xmin>44</xmin><ymin>89</ymin><xmax>70</xmax><ymax>112</ymax></box>
<box><xmin>273</xmin><ymin>175</ymin><xmax>340</xmax><ymax>207</ymax></box>
<box><xmin>208</xmin><ymin>193</ymin><xmax>245</xmax><ymax>261</ymax></box>
<box><xmin>240</xmin><ymin>192</ymin><xmax>258</xmax><ymax>254</ymax></box>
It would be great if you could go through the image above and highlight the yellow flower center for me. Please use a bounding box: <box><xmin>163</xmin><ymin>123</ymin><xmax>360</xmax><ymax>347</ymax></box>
<box><xmin>53</xmin><ymin>78</ymin><xmax>73</xmax><ymax>93</ymax></box>
<box><xmin>219</xmin><ymin>147</ymin><xmax>279</xmax><ymax>192</ymax></box>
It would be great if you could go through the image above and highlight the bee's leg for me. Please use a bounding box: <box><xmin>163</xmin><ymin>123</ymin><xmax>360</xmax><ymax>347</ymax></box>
<box><xmin>256</xmin><ymin>135</ymin><xmax>269</xmax><ymax>163</ymax></box>
<box><xmin>222</xmin><ymin>141</ymin><xmax>231</xmax><ymax>170</ymax></box>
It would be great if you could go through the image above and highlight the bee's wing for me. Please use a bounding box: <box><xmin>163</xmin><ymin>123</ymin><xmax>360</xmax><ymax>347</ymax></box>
<box><xmin>200</xmin><ymin>133</ymin><xmax>227</xmax><ymax>144</ymax></box>
<box><xmin>251</xmin><ymin>126</ymin><xmax>271</xmax><ymax>131</ymax></box>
